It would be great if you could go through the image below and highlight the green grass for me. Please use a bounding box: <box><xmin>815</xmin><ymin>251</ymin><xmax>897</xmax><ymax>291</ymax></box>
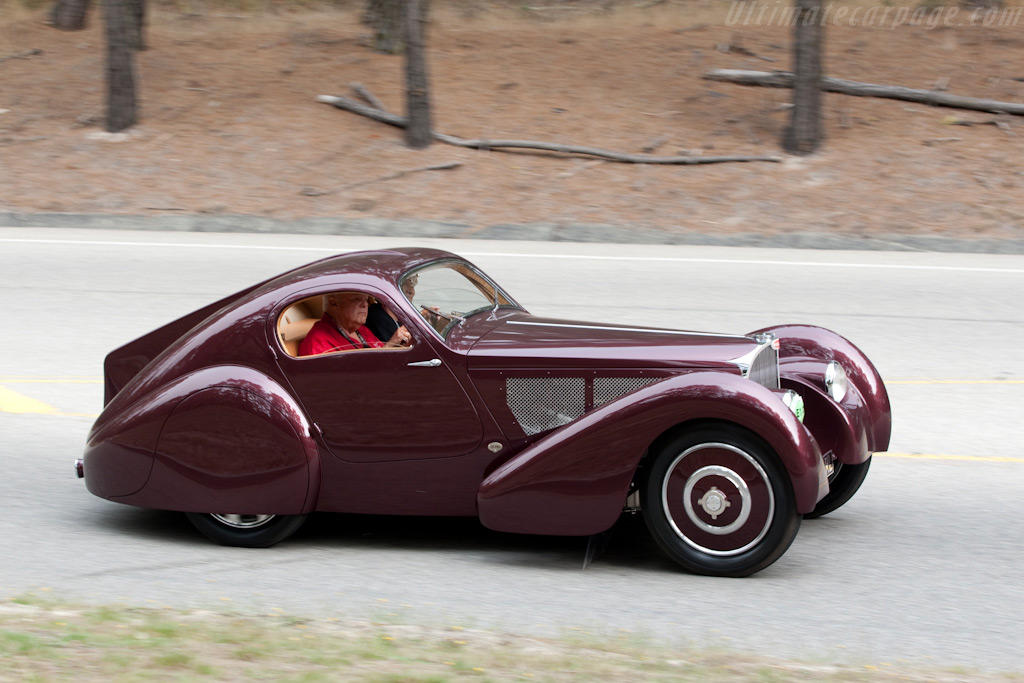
<box><xmin>1</xmin><ymin>596</ymin><xmax>1022</xmax><ymax>682</ymax></box>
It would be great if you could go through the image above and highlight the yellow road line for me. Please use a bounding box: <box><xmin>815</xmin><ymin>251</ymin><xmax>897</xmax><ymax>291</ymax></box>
<box><xmin>0</xmin><ymin>379</ymin><xmax>103</xmax><ymax>384</ymax></box>
<box><xmin>876</xmin><ymin>452</ymin><xmax>1024</xmax><ymax>463</ymax></box>
<box><xmin>0</xmin><ymin>385</ymin><xmax>58</xmax><ymax>415</ymax></box>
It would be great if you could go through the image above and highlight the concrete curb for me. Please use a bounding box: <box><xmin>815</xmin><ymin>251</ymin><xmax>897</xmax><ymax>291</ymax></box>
<box><xmin>3</xmin><ymin>212</ymin><xmax>1023</xmax><ymax>254</ymax></box>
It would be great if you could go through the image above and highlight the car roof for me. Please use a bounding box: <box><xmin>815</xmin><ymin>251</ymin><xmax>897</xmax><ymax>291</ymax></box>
<box><xmin>261</xmin><ymin>247</ymin><xmax>459</xmax><ymax>296</ymax></box>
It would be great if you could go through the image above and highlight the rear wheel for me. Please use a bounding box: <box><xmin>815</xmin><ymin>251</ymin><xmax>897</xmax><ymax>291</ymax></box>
<box><xmin>185</xmin><ymin>512</ymin><xmax>308</xmax><ymax>548</ymax></box>
<box><xmin>804</xmin><ymin>457</ymin><xmax>871</xmax><ymax>519</ymax></box>
<box><xmin>642</xmin><ymin>426</ymin><xmax>801</xmax><ymax>577</ymax></box>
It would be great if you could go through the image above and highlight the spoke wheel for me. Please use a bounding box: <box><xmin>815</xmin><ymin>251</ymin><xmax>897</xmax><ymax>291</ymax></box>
<box><xmin>186</xmin><ymin>512</ymin><xmax>308</xmax><ymax>548</ymax></box>
<box><xmin>804</xmin><ymin>457</ymin><xmax>872</xmax><ymax>519</ymax></box>
<box><xmin>642</xmin><ymin>426</ymin><xmax>800</xmax><ymax>577</ymax></box>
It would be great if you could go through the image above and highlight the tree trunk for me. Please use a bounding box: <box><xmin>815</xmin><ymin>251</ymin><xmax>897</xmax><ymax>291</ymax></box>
<box><xmin>104</xmin><ymin>0</ymin><xmax>138</xmax><ymax>132</ymax></box>
<box><xmin>363</xmin><ymin>0</ymin><xmax>405</xmax><ymax>54</ymax></box>
<box><xmin>404</xmin><ymin>0</ymin><xmax>432</xmax><ymax>149</ymax></box>
<box><xmin>48</xmin><ymin>0</ymin><xmax>92</xmax><ymax>30</ymax></box>
<box><xmin>782</xmin><ymin>0</ymin><xmax>824</xmax><ymax>155</ymax></box>
<box><xmin>125</xmin><ymin>0</ymin><xmax>147</xmax><ymax>51</ymax></box>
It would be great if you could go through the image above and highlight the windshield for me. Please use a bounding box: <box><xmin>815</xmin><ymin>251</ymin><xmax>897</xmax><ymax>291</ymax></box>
<box><xmin>401</xmin><ymin>261</ymin><xmax>520</xmax><ymax>338</ymax></box>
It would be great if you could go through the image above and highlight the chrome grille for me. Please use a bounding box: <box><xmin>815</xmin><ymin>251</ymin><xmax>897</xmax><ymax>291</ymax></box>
<box><xmin>506</xmin><ymin>377</ymin><xmax>586</xmax><ymax>436</ymax></box>
<box><xmin>748</xmin><ymin>343</ymin><xmax>780</xmax><ymax>389</ymax></box>
<box><xmin>594</xmin><ymin>377</ymin><xmax>660</xmax><ymax>407</ymax></box>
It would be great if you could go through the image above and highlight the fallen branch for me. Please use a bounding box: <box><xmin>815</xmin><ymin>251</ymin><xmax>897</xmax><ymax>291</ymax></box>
<box><xmin>317</xmin><ymin>94</ymin><xmax>782</xmax><ymax>165</ymax></box>
<box><xmin>703</xmin><ymin>69</ymin><xmax>1024</xmax><ymax>117</ymax></box>
<box><xmin>350</xmin><ymin>82</ymin><xmax>387</xmax><ymax>112</ymax></box>
<box><xmin>947</xmin><ymin>117</ymin><xmax>1016</xmax><ymax>136</ymax></box>
<box><xmin>301</xmin><ymin>161</ymin><xmax>463</xmax><ymax>196</ymax></box>
<box><xmin>0</xmin><ymin>48</ymin><xmax>42</xmax><ymax>64</ymax></box>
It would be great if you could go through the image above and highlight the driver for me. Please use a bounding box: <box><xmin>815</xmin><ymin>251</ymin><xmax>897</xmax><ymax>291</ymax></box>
<box><xmin>299</xmin><ymin>291</ymin><xmax>411</xmax><ymax>356</ymax></box>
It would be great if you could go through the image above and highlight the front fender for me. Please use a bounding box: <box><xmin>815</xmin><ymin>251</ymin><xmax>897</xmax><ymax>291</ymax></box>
<box><xmin>94</xmin><ymin>366</ymin><xmax>320</xmax><ymax>515</ymax></box>
<box><xmin>477</xmin><ymin>372</ymin><xmax>825</xmax><ymax>536</ymax></box>
<box><xmin>753</xmin><ymin>324</ymin><xmax>891</xmax><ymax>453</ymax></box>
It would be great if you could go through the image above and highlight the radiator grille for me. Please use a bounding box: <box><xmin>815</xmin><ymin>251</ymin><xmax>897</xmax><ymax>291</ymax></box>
<box><xmin>594</xmin><ymin>377</ymin><xmax>660</xmax><ymax>407</ymax></box>
<box><xmin>506</xmin><ymin>377</ymin><xmax>586</xmax><ymax>435</ymax></box>
<box><xmin>748</xmin><ymin>344</ymin><xmax>780</xmax><ymax>389</ymax></box>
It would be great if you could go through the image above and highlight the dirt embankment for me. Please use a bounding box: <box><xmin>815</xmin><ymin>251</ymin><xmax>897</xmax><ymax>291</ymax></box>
<box><xmin>1</xmin><ymin>1</ymin><xmax>1023</xmax><ymax>241</ymax></box>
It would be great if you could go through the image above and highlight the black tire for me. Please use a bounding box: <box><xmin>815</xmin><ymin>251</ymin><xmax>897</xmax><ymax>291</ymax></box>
<box><xmin>804</xmin><ymin>457</ymin><xmax>871</xmax><ymax>519</ymax></box>
<box><xmin>185</xmin><ymin>512</ymin><xmax>308</xmax><ymax>548</ymax></box>
<box><xmin>641</xmin><ymin>426</ymin><xmax>801</xmax><ymax>577</ymax></box>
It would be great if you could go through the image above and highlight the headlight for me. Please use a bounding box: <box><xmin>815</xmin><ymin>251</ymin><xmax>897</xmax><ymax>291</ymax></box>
<box><xmin>825</xmin><ymin>361</ymin><xmax>848</xmax><ymax>403</ymax></box>
<box><xmin>781</xmin><ymin>390</ymin><xmax>805</xmax><ymax>423</ymax></box>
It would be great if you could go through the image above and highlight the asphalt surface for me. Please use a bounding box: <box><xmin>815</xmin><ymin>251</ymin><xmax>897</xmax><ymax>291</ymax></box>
<box><xmin>1</xmin><ymin>223</ymin><xmax>1023</xmax><ymax>673</ymax></box>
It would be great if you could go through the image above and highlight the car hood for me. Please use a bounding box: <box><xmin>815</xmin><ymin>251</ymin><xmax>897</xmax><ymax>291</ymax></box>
<box><xmin>466</xmin><ymin>314</ymin><xmax>759</xmax><ymax>372</ymax></box>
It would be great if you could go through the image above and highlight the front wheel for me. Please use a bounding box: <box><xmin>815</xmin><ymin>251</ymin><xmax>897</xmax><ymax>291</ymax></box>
<box><xmin>185</xmin><ymin>512</ymin><xmax>308</xmax><ymax>548</ymax></box>
<box><xmin>804</xmin><ymin>457</ymin><xmax>871</xmax><ymax>519</ymax></box>
<box><xmin>641</xmin><ymin>426</ymin><xmax>801</xmax><ymax>577</ymax></box>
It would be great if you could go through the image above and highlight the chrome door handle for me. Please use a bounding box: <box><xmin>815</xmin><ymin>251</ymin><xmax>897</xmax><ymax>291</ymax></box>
<box><xmin>407</xmin><ymin>359</ymin><xmax>442</xmax><ymax>367</ymax></box>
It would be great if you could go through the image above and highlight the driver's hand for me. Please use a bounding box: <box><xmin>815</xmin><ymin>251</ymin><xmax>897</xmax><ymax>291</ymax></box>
<box><xmin>387</xmin><ymin>325</ymin><xmax>411</xmax><ymax>347</ymax></box>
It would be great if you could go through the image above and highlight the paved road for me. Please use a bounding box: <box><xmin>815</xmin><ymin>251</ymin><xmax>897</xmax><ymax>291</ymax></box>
<box><xmin>2</xmin><ymin>228</ymin><xmax>1023</xmax><ymax>671</ymax></box>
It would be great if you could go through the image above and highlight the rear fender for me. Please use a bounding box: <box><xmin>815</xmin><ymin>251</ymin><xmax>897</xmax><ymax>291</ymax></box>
<box><xmin>477</xmin><ymin>372</ymin><xmax>825</xmax><ymax>536</ymax></box>
<box><xmin>106</xmin><ymin>366</ymin><xmax>320</xmax><ymax>515</ymax></box>
<box><xmin>753</xmin><ymin>324</ymin><xmax>891</xmax><ymax>453</ymax></box>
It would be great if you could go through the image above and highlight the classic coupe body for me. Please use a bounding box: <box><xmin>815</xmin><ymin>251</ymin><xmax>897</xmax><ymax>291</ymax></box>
<box><xmin>78</xmin><ymin>248</ymin><xmax>890</xmax><ymax>577</ymax></box>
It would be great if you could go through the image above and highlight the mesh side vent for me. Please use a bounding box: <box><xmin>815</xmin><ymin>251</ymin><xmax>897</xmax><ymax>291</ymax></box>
<box><xmin>748</xmin><ymin>344</ymin><xmax>780</xmax><ymax>389</ymax></box>
<box><xmin>593</xmin><ymin>377</ymin><xmax>660</xmax><ymax>407</ymax></box>
<box><xmin>506</xmin><ymin>377</ymin><xmax>586</xmax><ymax>436</ymax></box>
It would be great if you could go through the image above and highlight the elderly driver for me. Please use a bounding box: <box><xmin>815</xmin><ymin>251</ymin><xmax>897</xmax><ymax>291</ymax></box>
<box><xmin>299</xmin><ymin>291</ymin><xmax>411</xmax><ymax>356</ymax></box>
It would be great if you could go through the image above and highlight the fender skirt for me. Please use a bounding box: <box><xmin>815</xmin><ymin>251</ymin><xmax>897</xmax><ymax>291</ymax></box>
<box><xmin>95</xmin><ymin>366</ymin><xmax>321</xmax><ymax>516</ymax></box>
<box><xmin>478</xmin><ymin>372</ymin><xmax>826</xmax><ymax>536</ymax></box>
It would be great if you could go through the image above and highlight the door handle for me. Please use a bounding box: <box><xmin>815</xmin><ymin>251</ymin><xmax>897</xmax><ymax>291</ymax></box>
<box><xmin>407</xmin><ymin>359</ymin><xmax>442</xmax><ymax>367</ymax></box>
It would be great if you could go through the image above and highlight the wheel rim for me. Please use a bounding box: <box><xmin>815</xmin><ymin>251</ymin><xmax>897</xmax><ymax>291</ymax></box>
<box><xmin>661</xmin><ymin>443</ymin><xmax>775</xmax><ymax>556</ymax></box>
<box><xmin>210</xmin><ymin>514</ymin><xmax>276</xmax><ymax>529</ymax></box>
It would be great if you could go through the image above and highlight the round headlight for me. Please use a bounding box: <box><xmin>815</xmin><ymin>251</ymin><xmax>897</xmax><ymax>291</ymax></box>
<box><xmin>825</xmin><ymin>361</ymin><xmax>848</xmax><ymax>403</ymax></box>
<box><xmin>781</xmin><ymin>390</ymin><xmax>805</xmax><ymax>423</ymax></box>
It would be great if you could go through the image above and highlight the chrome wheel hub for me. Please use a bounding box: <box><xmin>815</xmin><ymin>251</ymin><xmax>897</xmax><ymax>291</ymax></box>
<box><xmin>682</xmin><ymin>465</ymin><xmax>752</xmax><ymax>535</ymax></box>
<box><xmin>211</xmin><ymin>514</ymin><xmax>276</xmax><ymax>529</ymax></box>
<box><xmin>697</xmin><ymin>486</ymin><xmax>730</xmax><ymax>519</ymax></box>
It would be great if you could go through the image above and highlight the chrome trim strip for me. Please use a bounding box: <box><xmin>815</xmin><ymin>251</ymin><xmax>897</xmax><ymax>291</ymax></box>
<box><xmin>507</xmin><ymin>321</ymin><xmax>748</xmax><ymax>339</ymax></box>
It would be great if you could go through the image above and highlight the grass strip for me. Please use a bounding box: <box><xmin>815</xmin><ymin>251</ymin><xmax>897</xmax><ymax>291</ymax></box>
<box><xmin>1</xmin><ymin>595</ymin><xmax>1020</xmax><ymax>682</ymax></box>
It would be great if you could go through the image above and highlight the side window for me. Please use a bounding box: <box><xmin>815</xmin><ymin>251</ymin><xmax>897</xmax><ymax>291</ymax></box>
<box><xmin>278</xmin><ymin>291</ymin><xmax>413</xmax><ymax>358</ymax></box>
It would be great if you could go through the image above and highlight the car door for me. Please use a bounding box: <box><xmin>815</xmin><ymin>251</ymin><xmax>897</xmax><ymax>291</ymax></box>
<box><xmin>272</xmin><ymin>287</ymin><xmax>484</xmax><ymax>463</ymax></box>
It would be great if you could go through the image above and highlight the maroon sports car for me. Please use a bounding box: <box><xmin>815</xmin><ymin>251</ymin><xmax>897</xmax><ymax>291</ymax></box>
<box><xmin>78</xmin><ymin>248</ymin><xmax>890</xmax><ymax>577</ymax></box>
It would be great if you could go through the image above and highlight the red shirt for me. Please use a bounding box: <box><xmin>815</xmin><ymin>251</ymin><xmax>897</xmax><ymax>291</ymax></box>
<box><xmin>299</xmin><ymin>315</ymin><xmax>384</xmax><ymax>356</ymax></box>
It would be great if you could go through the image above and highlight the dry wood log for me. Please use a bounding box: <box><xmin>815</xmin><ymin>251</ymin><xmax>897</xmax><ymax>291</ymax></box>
<box><xmin>703</xmin><ymin>69</ymin><xmax>1024</xmax><ymax>117</ymax></box>
<box><xmin>316</xmin><ymin>94</ymin><xmax>782</xmax><ymax>165</ymax></box>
